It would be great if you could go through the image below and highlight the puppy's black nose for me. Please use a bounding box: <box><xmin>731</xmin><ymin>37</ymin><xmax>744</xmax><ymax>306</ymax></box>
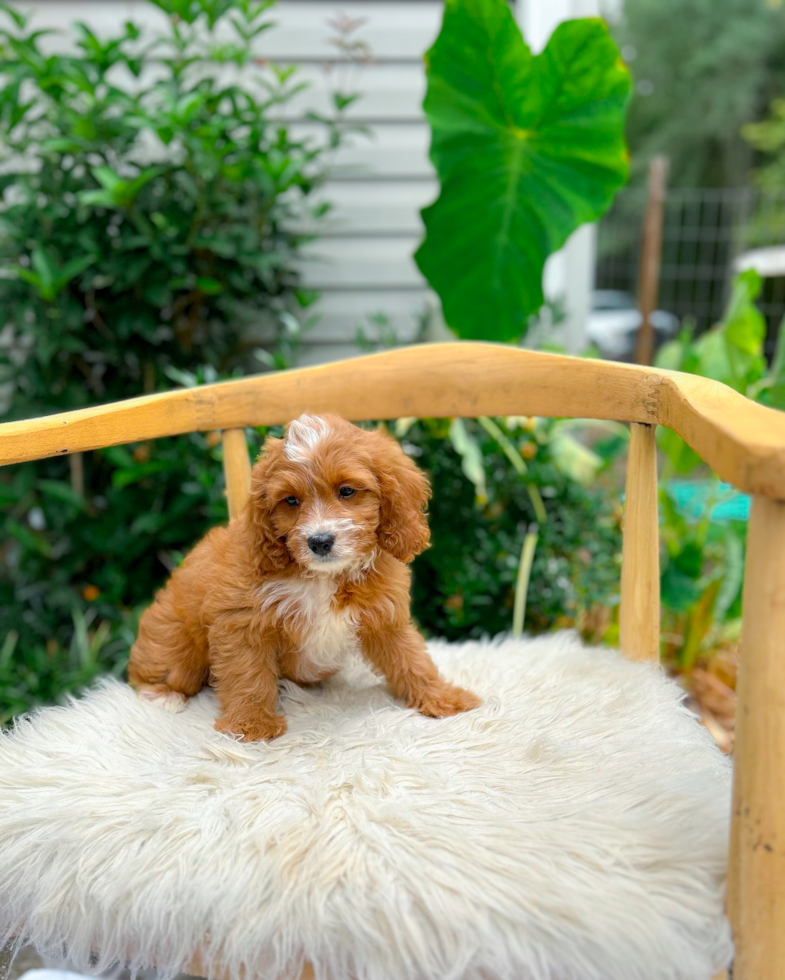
<box><xmin>308</xmin><ymin>533</ymin><xmax>335</xmax><ymax>556</ymax></box>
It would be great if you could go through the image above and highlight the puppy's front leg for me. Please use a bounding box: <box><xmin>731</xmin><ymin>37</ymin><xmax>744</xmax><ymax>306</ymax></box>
<box><xmin>360</xmin><ymin>623</ymin><xmax>481</xmax><ymax>718</ymax></box>
<box><xmin>209</xmin><ymin>612</ymin><xmax>286</xmax><ymax>742</ymax></box>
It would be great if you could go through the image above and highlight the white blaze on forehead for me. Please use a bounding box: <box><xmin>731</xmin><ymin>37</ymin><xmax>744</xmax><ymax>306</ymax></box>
<box><xmin>283</xmin><ymin>414</ymin><xmax>331</xmax><ymax>463</ymax></box>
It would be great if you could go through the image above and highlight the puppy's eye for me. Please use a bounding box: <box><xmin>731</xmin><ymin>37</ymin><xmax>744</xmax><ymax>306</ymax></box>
<box><xmin>284</xmin><ymin>496</ymin><xmax>299</xmax><ymax>507</ymax></box>
<box><xmin>338</xmin><ymin>486</ymin><xmax>356</xmax><ymax>499</ymax></box>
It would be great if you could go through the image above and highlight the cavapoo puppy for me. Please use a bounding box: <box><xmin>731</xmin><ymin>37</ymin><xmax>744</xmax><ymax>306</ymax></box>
<box><xmin>128</xmin><ymin>413</ymin><xmax>481</xmax><ymax>740</ymax></box>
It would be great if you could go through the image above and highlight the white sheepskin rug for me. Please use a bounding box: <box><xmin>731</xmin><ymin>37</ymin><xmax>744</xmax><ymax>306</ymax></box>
<box><xmin>0</xmin><ymin>633</ymin><xmax>732</xmax><ymax>980</ymax></box>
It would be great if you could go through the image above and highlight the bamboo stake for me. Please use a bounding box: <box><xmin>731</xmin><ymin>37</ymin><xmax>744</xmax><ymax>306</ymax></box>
<box><xmin>635</xmin><ymin>156</ymin><xmax>668</xmax><ymax>366</ymax></box>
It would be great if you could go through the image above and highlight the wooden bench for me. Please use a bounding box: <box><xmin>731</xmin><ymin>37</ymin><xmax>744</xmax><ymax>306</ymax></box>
<box><xmin>2</xmin><ymin>341</ymin><xmax>784</xmax><ymax>980</ymax></box>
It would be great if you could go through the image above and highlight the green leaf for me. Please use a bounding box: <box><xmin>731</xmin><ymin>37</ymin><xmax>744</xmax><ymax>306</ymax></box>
<box><xmin>548</xmin><ymin>422</ymin><xmax>603</xmax><ymax>485</ymax></box>
<box><xmin>725</xmin><ymin>273</ymin><xmax>765</xmax><ymax>355</ymax></box>
<box><xmin>81</xmin><ymin>165</ymin><xmax>162</xmax><ymax>209</ymax></box>
<box><xmin>333</xmin><ymin>92</ymin><xmax>360</xmax><ymax>112</ymax></box>
<box><xmin>661</xmin><ymin>561</ymin><xmax>704</xmax><ymax>614</ymax></box>
<box><xmin>693</xmin><ymin>331</ymin><xmax>733</xmax><ymax>386</ymax></box>
<box><xmin>763</xmin><ymin>314</ymin><xmax>785</xmax><ymax>410</ymax></box>
<box><xmin>5</xmin><ymin>518</ymin><xmax>52</xmax><ymax>557</ymax></box>
<box><xmin>40</xmin><ymin>137</ymin><xmax>84</xmax><ymax>155</ymax></box>
<box><xmin>654</xmin><ymin>326</ymin><xmax>695</xmax><ymax>372</ymax></box>
<box><xmin>130</xmin><ymin>511</ymin><xmax>166</xmax><ymax>535</ymax></box>
<box><xmin>0</xmin><ymin>3</ymin><xmax>27</xmax><ymax>29</ymax></box>
<box><xmin>195</xmin><ymin>276</ymin><xmax>223</xmax><ymax>295</ymax></box>
<box><xmin>36</xmin><ymin>479</ymin><xmax>86</xmax><ymax>510</ymax></box>
<box><xmin>56</xmin><ymin>253</ymin><xmax>95</xmax><ymax>287</ymax></box>
<box><xmin>77</xmin><ymin>189</ymin><xmax>118</xmax><ymax>208</ymax></box>
<box><xmin>415</xmin><ymin>3</ymin><xmax>630</xmax><ymax>341</ymax></box>
<box><xmin>126</xmin><ymin>165</ymin><xmax>162</xmax><ymax>196</ymax></box>
<box><xmin>674</xmin><ymin>541</ymin><xmax>703</xmax><ymax>579</ymax></box>
<box><xmin>102</xmin><ymin>446</ymin><xmax>135</xmax><ymax>468</ymax></box>
<box><xmin>112</xmin><ymin>459</ymin><xmax>173</xmax><ymax>489</ymax></box>
<box><xmin>31</xmin><ymin>245</ymin><xmax>57</xmax><ymax>292</ymax></box>
<box><xmin>93</xmin><ymin>165</ymin><xmax>124</xmax><ymax>193</ymax></box>
<box><xmin>448</xmin><ymin>418</ymin><xmax>488</xmax><ymax>504</ymax></box>
<box><xmin>722</xmin><ymin>269</ymin><xmax>766</xmax><ymax>386</ymax></box>
<box><xmin>11</xmin><ymin>267</ymin><xmax>44</xmax><ymax>291</ymax></box>
<box><xmin>714</xmin><ymin>528</ymin><xmax>744</xmax><ymax>622</ymax></box>
<box><xmin>13</xmin><ymin>247</ymin><xmax>93</xmax><ymax>301</ymax></box>
<box><xmin>658</xmin><ymin>426</ymin><xmax>702</xmax><ymax>476</ymax></box>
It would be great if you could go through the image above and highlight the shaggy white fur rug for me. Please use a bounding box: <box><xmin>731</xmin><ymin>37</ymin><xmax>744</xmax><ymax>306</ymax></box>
<box><xmin>0</xmin><ymin>634</ymin><xmax>732</xmax><ymax>980</ymax></box>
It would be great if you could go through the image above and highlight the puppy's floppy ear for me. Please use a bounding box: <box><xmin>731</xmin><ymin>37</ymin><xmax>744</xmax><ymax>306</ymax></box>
<box><xmin>245</xmin><ymin>437</ymin><xmax>292</xmax><ymax>574</ymax></box>
<box><xmin>371</xmin><ymin>430</ymin><xmax>431</xmax><ymax>563</ymax></box>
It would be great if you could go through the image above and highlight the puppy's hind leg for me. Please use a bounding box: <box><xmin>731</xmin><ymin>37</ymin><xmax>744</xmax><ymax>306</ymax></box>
<box><xmin>128</xmin><ymin>587</ymin><xmax>208</xmax><ymax>713</ymax></box>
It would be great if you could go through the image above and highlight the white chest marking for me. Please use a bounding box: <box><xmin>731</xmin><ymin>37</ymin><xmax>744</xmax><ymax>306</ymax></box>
<box><xmin>259</xmin><ymin>576</ymin><xmax>358</xmax><ymax>680</ymax></box>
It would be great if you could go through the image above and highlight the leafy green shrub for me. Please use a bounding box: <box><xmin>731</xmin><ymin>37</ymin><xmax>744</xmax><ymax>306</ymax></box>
<box><xmin>0</xmin><ymin>0</ymin><xmax>355</xmax><ymax>415</ymax></box>
<box><xmin>0</xmin><ymin>431</ymin><xmax>231</xmax><ymax>720</ymax></box>
<box><xmin>0</xmin><ymin>0</ymin><xmax>358</xmax><ymax>720</ymax></box>
<box><xmin>400</xmin><ymin>417</ymin><xmax>623</xmax><ymax>642</ymax></box>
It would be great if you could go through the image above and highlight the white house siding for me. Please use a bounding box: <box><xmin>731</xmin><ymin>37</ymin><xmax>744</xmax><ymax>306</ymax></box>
<box><xmin>260</xmin><ymin>1</ymin><xmax>445</xmax><ymax>365</ymax></box>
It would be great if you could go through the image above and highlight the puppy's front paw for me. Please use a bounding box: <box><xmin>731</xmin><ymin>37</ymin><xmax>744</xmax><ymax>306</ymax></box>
<box><xmin>413</xmin><ymin>683</ymin><xmax>482</xmax><ymax>719</ymax></box>
<box><xmin>214</xmin><ymin>713</ymin><xmax>287</xmax><ymax>742</ymax></box>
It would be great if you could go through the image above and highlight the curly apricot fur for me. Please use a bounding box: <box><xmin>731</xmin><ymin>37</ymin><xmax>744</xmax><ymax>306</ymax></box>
<box><xmin>128</xmin><ymin>414</ymin><xmax>480</xmax><ymax>740</ymax></box>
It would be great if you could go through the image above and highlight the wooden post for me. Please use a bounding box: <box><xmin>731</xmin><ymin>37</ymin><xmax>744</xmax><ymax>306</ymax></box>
<box><xmin>221</xmin><ymin>428</ymin><xmax>252</xmax><ymax>520</ymax></box>
<box><xmin>635</xmin><ymin>156</ymin><xmax>668</xmax><ymax>366</ymax></box>
<box><xmin>729</xmin><ymin>495</ymin><xmax>785</xmax><ymax>979</ymax></box>
<box><xmin>619</xmin><ymin>423</ymin><xmax>660</xmax><ymax>662</ymax></box>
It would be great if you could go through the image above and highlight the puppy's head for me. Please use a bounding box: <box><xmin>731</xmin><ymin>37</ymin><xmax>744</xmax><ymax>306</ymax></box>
<box><xmin>246</xmin><ymin>413</ymin><xmax>430</xmax><ymax>575</ymax></box>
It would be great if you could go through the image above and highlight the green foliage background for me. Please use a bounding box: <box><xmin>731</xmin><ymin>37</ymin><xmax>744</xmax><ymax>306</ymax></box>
<box><xmin>616</xmin><ymin>0</ymin><xmax>785</xmax><ymax>187</ymax></box>
<box><xmin>403</xmin><ymin>418</ymin><xmax>622</xmax><ymax>641</ymax></box>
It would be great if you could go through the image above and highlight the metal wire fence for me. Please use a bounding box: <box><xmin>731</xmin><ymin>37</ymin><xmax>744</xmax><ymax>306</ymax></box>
<box><xmin>596</xmin><ymin>187</ymin><xmax>785</xmax><ymax>352</ymax></box>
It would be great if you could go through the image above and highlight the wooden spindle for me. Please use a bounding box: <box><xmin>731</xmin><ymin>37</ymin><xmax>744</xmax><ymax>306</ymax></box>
<box><xmin>729</xmin><ymin>495</ymin><xmax>785</xmax><ymax>979</ymax></box>
<box><xmin>221</xmin><ymin>428</ymin><xmax>252</xmax><ymax>520</ymax></box>
<box><xmin>619</xmin><ymin>422</ymin><xmax>660</xmax><ymax>662</ymax></box>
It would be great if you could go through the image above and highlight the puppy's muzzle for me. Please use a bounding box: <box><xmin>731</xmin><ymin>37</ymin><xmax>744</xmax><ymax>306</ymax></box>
<box><xmin>308</xmin><ymin>533</ymin><xmax>335</xmax><ymax>557</ymax></box>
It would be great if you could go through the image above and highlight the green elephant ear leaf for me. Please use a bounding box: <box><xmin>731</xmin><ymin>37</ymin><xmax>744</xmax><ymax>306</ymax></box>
<box><xmin>415</xmin><ymin>1</ymin><xmax>631</xmax><ymax>343</ymax></box>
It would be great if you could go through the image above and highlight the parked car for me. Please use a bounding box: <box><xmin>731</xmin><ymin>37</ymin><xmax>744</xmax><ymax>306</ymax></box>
<box><xmin>586</xmin><ymin>290</ymin><xmax>680</xmax><ymax>359</ymax></box>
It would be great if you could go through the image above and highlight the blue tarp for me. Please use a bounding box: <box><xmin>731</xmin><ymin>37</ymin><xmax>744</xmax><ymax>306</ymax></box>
<box><xmin>665</xmin><ymin>480</ymin><xmax>751</xmax><ymax>523</ymax></box>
